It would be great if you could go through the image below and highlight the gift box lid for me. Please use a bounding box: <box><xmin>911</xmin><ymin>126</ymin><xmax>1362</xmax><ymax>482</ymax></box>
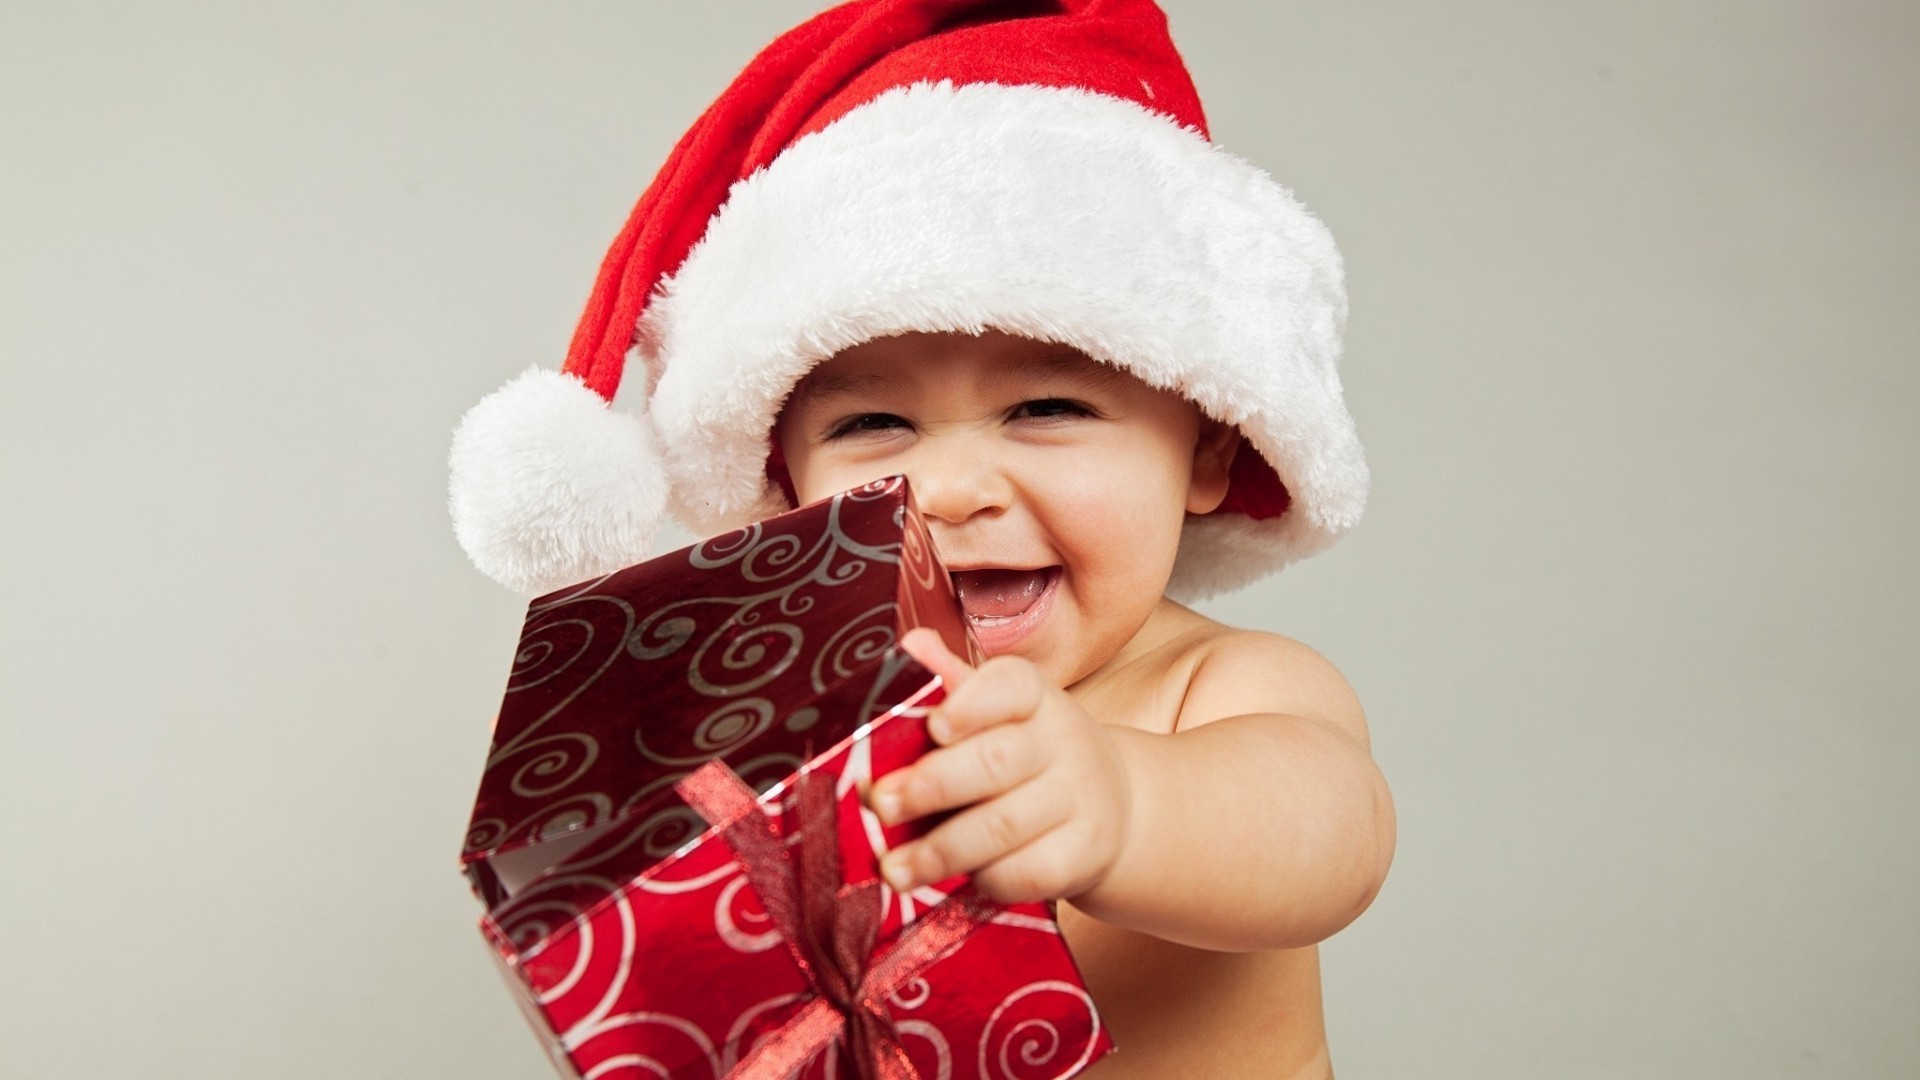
<box><xmin>461</xmin><ymin>476</ymin><xmax>976</xmax><ymax>907</ymax></box>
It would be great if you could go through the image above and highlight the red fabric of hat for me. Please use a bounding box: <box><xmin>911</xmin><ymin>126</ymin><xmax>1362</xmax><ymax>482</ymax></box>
<box><xmin>563</xmin><ymin>0</ymin><xmax>1208</xmax><ymax>404</ymax></box>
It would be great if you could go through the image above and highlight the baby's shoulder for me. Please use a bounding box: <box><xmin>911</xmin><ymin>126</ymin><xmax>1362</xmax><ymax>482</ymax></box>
<box><xmin>1153</xmin><ymin>612</ymin><xmax>1367</xmax><ymax>742</ymax></box>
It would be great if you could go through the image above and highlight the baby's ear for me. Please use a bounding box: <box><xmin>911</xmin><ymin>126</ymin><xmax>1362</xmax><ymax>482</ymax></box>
<box><xmin>1186</xmin><ymin>417</ymin><xmax>1242</xmax><ymax>515</ymax></box>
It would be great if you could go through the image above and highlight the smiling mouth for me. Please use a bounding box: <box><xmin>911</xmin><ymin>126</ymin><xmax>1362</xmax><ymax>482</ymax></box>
<box><xmin>950</xmin><ymin>567</ymin><xmax>1059</xmax><ymax>625</ymax></box>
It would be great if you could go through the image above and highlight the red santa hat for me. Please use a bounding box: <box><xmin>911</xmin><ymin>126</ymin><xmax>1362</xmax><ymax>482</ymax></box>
<box><xmin>450</xmin><ymin>0</ymin><xmax>1367</xmax><ymax>598</ymax></box>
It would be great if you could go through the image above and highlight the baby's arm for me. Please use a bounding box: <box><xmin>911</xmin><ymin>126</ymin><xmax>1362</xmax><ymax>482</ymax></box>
<box><xmin>1075</xmin><ymin>630</ymin><xmax>1395</xmax><ymax>950</ymax></box>
<box><xmin>873</xmin><ymin>627</ymin><xmax>1394</xmax><ymax>953</ymax></box>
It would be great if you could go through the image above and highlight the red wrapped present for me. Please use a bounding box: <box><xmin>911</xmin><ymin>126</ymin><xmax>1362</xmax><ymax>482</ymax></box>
<box><xmin>461</xmin><ymin>477</ymin><xmax>1114</xmax><ymax>1079</ymax></box>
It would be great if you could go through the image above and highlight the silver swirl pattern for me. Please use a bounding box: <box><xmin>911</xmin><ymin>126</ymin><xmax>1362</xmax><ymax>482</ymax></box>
<box><xmin>508</xmin><ymin>616</ymin><xmax>598</xmax><ymax>691</ymax></box>
<box><xmin>810</xmin><ymin>603</ymin><xmax>900</xmax><ymax>693</ymax></box>
<box><xmin>978</xmin><ymin>981</ymin><xmax>1103</xmax><ymax>1080</ymax></box>
<box><xmin>508</xmin><ymin>733</ymin><xmax>602</xmax><ymax>800</ymax></box>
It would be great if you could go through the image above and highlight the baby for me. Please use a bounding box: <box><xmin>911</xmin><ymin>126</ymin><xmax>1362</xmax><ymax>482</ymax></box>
<box><xmin>779</xmin><ymin>330</ymin><xmax>1391</xmax><ymax>1078</ymax></box>
<box><xmin>450</xmin><ymin>2</ymin><xmax>1393</xmax><ymax>1076</ymax></box>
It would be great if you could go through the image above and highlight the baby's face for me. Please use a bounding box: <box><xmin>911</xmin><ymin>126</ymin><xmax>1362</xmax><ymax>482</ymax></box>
<box><xmin>774</xmin><ymin>331</ymin><xmax>1235</xmax><ymax>687</ymax></box>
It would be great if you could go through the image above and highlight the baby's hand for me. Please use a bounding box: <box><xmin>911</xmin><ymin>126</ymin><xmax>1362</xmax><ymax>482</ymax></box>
<box><xmin>868</xmin><ymin>628</ymin><xmax>1132</xmax><ymax>904</ymax></box>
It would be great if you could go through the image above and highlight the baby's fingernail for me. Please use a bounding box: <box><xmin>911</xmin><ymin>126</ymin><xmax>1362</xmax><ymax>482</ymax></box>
<box><xmin>928</xmin><ymin>714</ymin><xmax>952</xmax><ymax>744</ymax></box>
<box><xmin>881</xmin><ymin>850</ymin><xmax>915</xmax><ymax>891</ymax></box>
<box><xmin>871</xmin><ymin>786</ymin><xmax>902</xmax><ymax>823</ymax></box>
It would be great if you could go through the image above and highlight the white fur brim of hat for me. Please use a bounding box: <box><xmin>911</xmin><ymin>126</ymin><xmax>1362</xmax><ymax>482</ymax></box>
<box><xmin>451</xmin><ymin>80</ymin><xmax>1367</xmax><ymax>599</ymax></box>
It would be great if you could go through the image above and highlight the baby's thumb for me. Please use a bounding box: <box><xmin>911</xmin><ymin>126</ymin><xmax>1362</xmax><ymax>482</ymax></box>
<box><xmin>901</xmin><ymin>626</ymin><xmax>972</xmax><ymax>689</ymax></box>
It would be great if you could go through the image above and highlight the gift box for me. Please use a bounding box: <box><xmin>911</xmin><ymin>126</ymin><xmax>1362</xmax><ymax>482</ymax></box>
<box><xmin>460</xmin><ymin>476</ymin><xmax>1114</xmax><ymax>1079</ymax></box>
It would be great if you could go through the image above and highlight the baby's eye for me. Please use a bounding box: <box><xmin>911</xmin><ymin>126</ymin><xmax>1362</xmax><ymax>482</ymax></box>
<box><xmin>1013</xmin><ymin>398</ymin><xmax>1095</xmax><ymax>421</ymax></box>
<box><xmin>826</xmin><ymin>412</ymin><xmax>910</xmax><ymax>439</ymax></box>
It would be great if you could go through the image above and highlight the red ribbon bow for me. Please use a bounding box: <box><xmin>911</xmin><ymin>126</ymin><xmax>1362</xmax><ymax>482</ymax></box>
<box><xmin>675</xmin><ymin>760</ymin><xmax>996</xmax><ymax>1080</ymax></box>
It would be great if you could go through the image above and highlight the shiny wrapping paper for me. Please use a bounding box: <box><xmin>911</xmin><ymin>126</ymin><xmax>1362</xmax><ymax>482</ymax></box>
<box><xmin>461</xmin><ymin>477</ymin><xmax>1113</xmax><ymax>1079</ymax></box>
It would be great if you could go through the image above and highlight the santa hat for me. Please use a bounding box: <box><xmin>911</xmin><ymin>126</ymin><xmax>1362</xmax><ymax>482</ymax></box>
<box><xmin>450</xmin><ymin>0</ymin><xmax>1367</xmax><ymax>599</ymax></box>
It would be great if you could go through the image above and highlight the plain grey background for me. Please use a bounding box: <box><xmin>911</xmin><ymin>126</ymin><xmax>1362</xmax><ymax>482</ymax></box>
<box><xmin>3</xmin><ymin>1</ymin><xmax>1915</xmax><ymax>1077</ymax></box>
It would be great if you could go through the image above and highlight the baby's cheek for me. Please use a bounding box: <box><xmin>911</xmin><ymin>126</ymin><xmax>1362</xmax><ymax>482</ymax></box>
<box><xmin>1058</xmin><ymin>471</ymin><xmax>1179</xmax><ymax>538</ymax></box>
<box><xmin>782</xmin><ymin>449</ymin><xmax>865</xmax><ymax>505</ymax></box>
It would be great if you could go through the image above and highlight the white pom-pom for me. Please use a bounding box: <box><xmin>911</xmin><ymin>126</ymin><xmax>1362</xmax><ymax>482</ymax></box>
<box><xmin>449</xmin><ymin>367</ymin><xmax>670</xmax><ymax>596</ymax></box>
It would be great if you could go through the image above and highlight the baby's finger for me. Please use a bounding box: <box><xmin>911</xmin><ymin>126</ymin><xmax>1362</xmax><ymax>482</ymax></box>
<box><xmin>870</xmin><ymin>722</ymin><xmax>1041</xmax><ymax>825</ymax></box>
<box><xmin>879</xmin><ymin>780</ymin><xmax>1069</xmax><ymax>892</ymax></box>
<box><xmin>934</xmin><ymin>658</ymin><xmax>1047</xmax><ymax>743</ymax></box>
<box><xmin>970</xmin><ymin>827</ymin><xmax>1093</xmax><ymax>905</ymax></box>
<box><xmin>901</xmin><ymin>627</ymin><xmax>973</xmax><ymax>691</ymax></box>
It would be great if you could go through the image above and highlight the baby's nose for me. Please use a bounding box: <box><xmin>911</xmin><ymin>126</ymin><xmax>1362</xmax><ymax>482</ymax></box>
<box><xmin>908</xmin><ymin>442</ymin><xmax>1012</xmax><ymax>525</ymax></box>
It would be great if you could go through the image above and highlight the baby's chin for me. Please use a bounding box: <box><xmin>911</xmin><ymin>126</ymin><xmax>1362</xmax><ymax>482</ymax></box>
<box><xmin>1042</xmin><ymin>597</ymin><xmax>1187</xmax><ymax>691</ymax></box>
<box><xmin>985</xmin><ymin>631</ymin><xmax>1115</xmax><ymax>691</ymax></box>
